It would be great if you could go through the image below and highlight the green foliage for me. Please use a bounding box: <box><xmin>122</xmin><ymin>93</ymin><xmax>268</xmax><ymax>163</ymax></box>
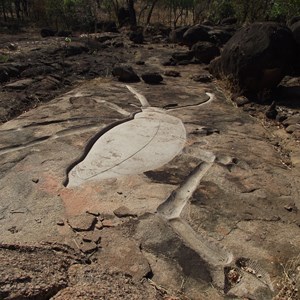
<box><xmin>0</xmin><ymin>54</ymin><xmax>9</xmax><ymax>63</ymax></box>
<box><xmin>269</xmin><ymin>0</ymin><xmax>300</xmax><ymax>20</ymax></box>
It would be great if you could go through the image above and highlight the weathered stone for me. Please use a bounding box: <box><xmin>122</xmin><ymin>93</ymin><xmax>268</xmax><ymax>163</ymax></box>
<box><xmin>102</xmin><ymin>219</ymin><xmax>117</xmax><ymax>227</ymax></box>
<box><xmin>82</xmin><ymin>230</ymin><xmax>102</xmax><ymax>243</ymax></box>
<box><xmin>191</xmin><ymin>74</ymin><xmax>212</xmax><ymax>83</ymax></box>
<box><xmin>290</xmin><ymin>20</ymin><xmax>300</xmax><ymax>46</ymax></box>
<box><xmin>164</xmin><ymin>70</ymin><xmax>180</xmax><ymax>77</ymax></box>
<box><xmin>0</xmin><ymin>69</ymin><xmax>10</xmax><ymax>83</ymax></box>
<box><xmin>169</xmin><ymin>26</ymin><xmax>190</xmax><ymax>43</ymax></box>
<box><xmin>182</xmin><ymin>24</ymin><xmax>210</xmax><ymax>47</ymax></box>
<box><xmin>113</xmin><ymin>206</ymin><xmax>137</xmax><ymax>218</ymax></box>
<box><xmin>283</xmin><ymin>114</ymin><xmax>300</xmax><ymax>126</ymax></box>
<box><xmin>209</xmin><ymin>23</ymin><xmax>298</xmax><ymax>94</ymax></box>
<box><xmin>40</xmin><ymin>28</ymin><xmax>56</xmax><ymax>38</ymax></box>
<box><xmin>64</xmin><ymin>43</ymin><xmax>89</xmax><ymax>57</ymax></box>
<box><xmin>192</xmin><ymin>41</ymin><xmax>220</xmax><ymax>64</ymax></box>
<box><xmin>74</xmin><ymin>238</ymin><xmax>98</xmax><ymax>253</ymax></box>
<box><xmin>56</xmin><ymin>219</ymin><xmax>65</xmax><ymax>226</ymax></box>
<box><xmin>233</xmin><ymin>95</ymin><xmax>250</xmax><ymax>107</ymax></box>
<box><xmin>129</xmin><ymin>31</ymin><xmax>144</xmax><ymax>44</ymax></box>
<box><xmin>5</xmin><ymin>79</ymin><xmax>33</xmax><ymax>89</ymax></box>
<box><xmin>141</xmin><ymin>72</ymin><xmax>163</xmax><ymax>84</ymax></box>
<box><xmin>286</xmin><ymin>124</ymin><xmax>299</xmax><ymax>133</ymax></box>
<box><xmin>112</xmin><ymin>65</ymin><xmax>140</xmax><ymax>82</ymax></box>
<box><xmin>208</xmin><ymin>29</ymin><xmax>233</xmax><ymax>46</ymax></box>
<box><xmin>95</xmin><ymin>220</ymin><xmax>104</xmax><ymax>230</ymax></box>
<box><xmin>172</xmin><ymin>51</ymin><xmax>194</xmax><ymax>62</ymax></box>
<box><xmin>220</xmin><ymin>17</ymin><xmax>237</xmax><ymax>25</ymax></box>
<box><xmin>67</xmin><ymin>214</ymin><xmax>96</xmax><ymax>231</ymax></box>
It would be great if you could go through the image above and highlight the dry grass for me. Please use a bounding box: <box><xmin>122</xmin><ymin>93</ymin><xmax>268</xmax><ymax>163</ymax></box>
<box><xmin>273</xmin><ymin>255</ymin><xmax>300</xmax><ymax>300</ymax></box>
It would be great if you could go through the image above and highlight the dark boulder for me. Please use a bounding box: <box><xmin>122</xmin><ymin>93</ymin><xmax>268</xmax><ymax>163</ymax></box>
<box><xmin>141</xmin><ymin>72</ymin><xmax>163</xmax><ymax>84</ymax></box>
<box><xmin>182</xmin><ymin>25</ymin><xmax>210</xmax><ymax>47</ymax></box>
<box><xmin>172</xmin><ymin>51</ymin><xmax>194</xmax><ymax>62</ymax></box>
<box><xmin>0</xmin><ymin>69</ymin><xmax>9</xmax><ymax>83</ymax></box>
<box><xmin>129</xmin><ymin>30</ymin><xmax>144</xmax><ymax>44</ymax></box>
<box><xmin>112</xmin><ymin>65</ymin><xmax>140</xmax><ymax>83</ymax></box>
<box><xmin>169</xmin><ymin>26</ymin><xmax>190</xmax><ymax>43</ymax></box>
<box><xmin>56</xmin><ymin>30</ymin><xmax>72</xmax><ymax>37</ymax></box>
<box><xmin>220</xmin><ymin>17</ymin><xmax>237</xmax><ymax>25</ymax></box>
<box><xmin>209</xmin><ymin>22</ymin><xmax>298</xmax><ymax>95</ymax></box>
<box><xmin>290</xmin><ymin>21</ymin><xmax>300</xmax><ymax>75</ymax></box>
<box><xmin>21</xmin><ymin>66</ymin><xmax>55</xmax><ymax>78</ymax></box>
<box><xmin>64</xmin><ymin>43</ymin><xmax>89</xmax><ymax>57</ymax></box>
<box><xmin>290</xmin><ymin>20</ymin><xmax>300</xmax><ymax>46</ymax></box>
<box><xmin>40</xmin><ymin>28</ymin><xmax>56</xmax><ymax>38</ymax></box>
<box><xmin>288</xmin><ymin>16</ymin><xmax>300</xmax><ymax>27</ymax></box>
<box><xmin>191</xmin><ymin>41</ymin><xmax>220</xmax><ymax>64</ymax></box>
<box><xmin>208</xmin><ymin>28</ymin><xmax>233</xmax><ymax>46</ymax></box>
<box><xmin>145</xmin><ymin>23</ymin><xmax>171</xmax><ymax>38</ymax></box>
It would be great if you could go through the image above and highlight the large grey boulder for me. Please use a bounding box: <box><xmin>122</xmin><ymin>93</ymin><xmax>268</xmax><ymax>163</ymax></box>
<box><xmin>209</xmin><ymin>22</ymin><xmax>298</xmax><ymax>95</ymax></box>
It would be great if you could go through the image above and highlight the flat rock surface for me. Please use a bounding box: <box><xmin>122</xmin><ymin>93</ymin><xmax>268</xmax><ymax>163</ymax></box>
<box><xmin>0</xmin><ymin>33</ymin><xmax>300</xmax><ymax>300</ymax></box>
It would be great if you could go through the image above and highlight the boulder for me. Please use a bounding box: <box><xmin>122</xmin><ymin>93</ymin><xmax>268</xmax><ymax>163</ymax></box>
<box><xmin>208</xmin><ymin>28</ymin><xmax>233</xmax><ymax>46</ymax></box>
<box><xmin>290</xmin><ymin>20</ymin><xmax>300</xmax><ymax>46</ymax></box>
<box><xmin>112</xmin><ymin>65</ymin><xmax>140</xmax><ymax>82</ymax></box>
<box><xmin>144</xmin><ymin>23</ymin><xmax>171</xmax><ymax>38</ymax></box>
<box><xmin>56</xmin><ymin>30</ymin><xmax>72</xmax><ymax>37</ymax></box>
<box><xmin>64</xmin><ymin>42</ymin><xmax>89</xmax><ymax>57</ymax></box>
<box><xmin>129</xmin><ymin>30</ymin><xmax>144</xmax><ymax>44</ymax></box>
<box><xmin>141</xmin><ymin>72</ymin><xmax>163</xmax><ymax>84</ymax></box>
<box><xmin>40</xmin><ymin>28</ymin><xmax>56</xmax><ymax>38</ymax></box>
<box><xmin>220</xmin><ymin>17</ymin><xmax>237</xmax><ymax>25</ymax></box>
<box><xmin>288</xmin><ymin>16</ymin><xmax>300</xmax><ymax>27</ymax></box>
<box><xmin>191</xmin><ymin>41</ymin><xmax>220</xmax><ymax>64</ymax></box>
<box><xmin>209</xmin><ymin>22</ymin><xmax>298</xmax><ymax>95</ymax></box>
<box><xmin>169</xmin><ymin>26</ymin><xmax>190</xmax><ymax>43</ymax></box>
<box><xmin>182</xmin><ymin>25</ymin><xmax>210</xmax><ymax>47</ymax></box>
<box><xmin>0</xmin><ymin>69</ymin><xmax>9</xmax><ymax>83</ymax></box>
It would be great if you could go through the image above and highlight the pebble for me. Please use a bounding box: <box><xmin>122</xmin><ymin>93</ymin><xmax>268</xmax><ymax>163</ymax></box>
<box><xmin>56</xmin><ymin>219</ymin><xmax>65</xmax><ymax>226</ymax></box>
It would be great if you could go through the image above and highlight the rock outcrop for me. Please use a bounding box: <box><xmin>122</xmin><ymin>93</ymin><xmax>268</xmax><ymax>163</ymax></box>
<box><xmin>209</xmin><ymin>22</ymin><xmax>298</xmax><ymax>95</ymax></box>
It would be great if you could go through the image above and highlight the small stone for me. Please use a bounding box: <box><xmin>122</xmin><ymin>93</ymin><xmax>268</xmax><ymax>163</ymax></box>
<box><xmin>191</xmin><ymin>74</ymin><xmax>212</xmax><ymax>83</ymax></box>
<box><xmin>284</xmin><ymin>204</ymin><xmax>297</xmax><ymax>212</ymax></box>
<box><xmin>113</xmin><ymin>206</ymin><xmax>137</xmax><ymax>218</ymax></box>
<box><xmin>286</xmin><ymin>124</ymin><xmax>299</xmax><ymax>133</ymax></box>
<box><xmin>233</xmin><ymin>96</ymin><xmax>250</xmax><ymax>107</ymax></box>
<box><xmin>164</xmin><ymin>70</ymin><xmax>180</xmax><ymax>77</ymax></box>
<box><xmin>75</xmin><ymin>238</ymin><xmax>98</xmax><ymax>253</ymax></box>
<box><xmin>102</xmin><ymin>219</ymin><xmax>116</xmax><ymax>227</ymax></box>
<box><xmin>86</xmin><ymin>210</ymin><xmax>100</xmax><ymax>216</ymax></box>
<box><xmin>56</xmin><ymin>219</ymin><xmax>65</xmax><ymax>226</ymax></box>
<box><xmin>68</xmin><ymin>214</ymin><xmax>96</xmax><ymax>231</ymax></box>
<box><xmin>82</xmin><ymin>230</ymin><xmax>102</xmax><ymax>243</ymax></box>
<box><xmin>32</xmin><ymin>178</ymin><xmax>39</xmax><ymax>183</ymax></box>
<box><xmin>265</xmin><ymin>102</ymin><xmax>278</xmax><ymax>119</ymax></box>
<box><xmin>95</xmin><ymin>220</ymin><xmax>103</xmax><ymax>229</ymax></box>
<box><xmin>112</xmin><ymin>65</ymin><xmax>140</xmax><ymax>83</ymax></box>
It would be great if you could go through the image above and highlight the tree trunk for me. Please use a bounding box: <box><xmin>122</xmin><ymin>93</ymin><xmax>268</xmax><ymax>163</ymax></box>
<box><xmin>146</xmin><ymin>0</ymin><xmax>158</xmax><ymax>25</ymax></box>
<box><xmin>127</xmin><ymin>0</ymin><xmax>137</xmax><ymax>28</ymax></box>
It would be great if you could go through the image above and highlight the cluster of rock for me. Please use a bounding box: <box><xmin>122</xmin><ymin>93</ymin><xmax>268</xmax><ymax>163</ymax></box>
<box><xmin>112</xmin><ymin>65</ymin><xmax>163</xmax><ymax>84</ymax></box>
<box><xmin>168</xmin><ymin>21</ymin><xmax>299</xmax><ymax>97</ymax></box>
<box><xmin>59</xmin><ymin>206</ymin><xmax>137</xmax><ymax>254</ymax></box>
